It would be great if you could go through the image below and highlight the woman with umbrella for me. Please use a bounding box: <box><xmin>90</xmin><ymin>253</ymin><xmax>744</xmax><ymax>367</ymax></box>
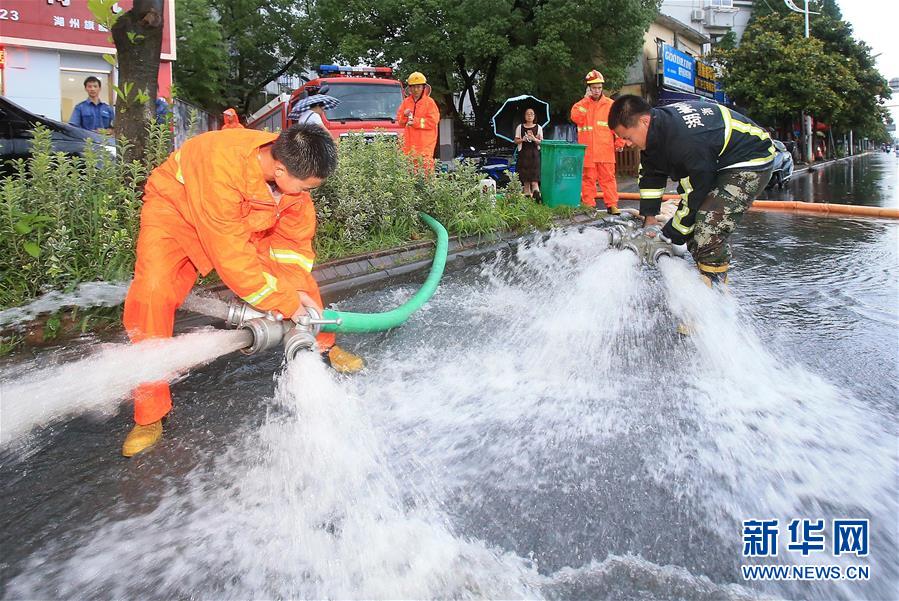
<box><xmin>514</xmin><ymin>108</ymin><xmax>544</xmax><ymax>201</ymax></box>
<box><xmin>492</xmin><ymin>95</ymin><xmax>550</xmax><ymax>201</ymax></box>
<box><xmin>289</xmin><ymin>94</ymin><xmax>341</xmax><ymax>129</ymax></box>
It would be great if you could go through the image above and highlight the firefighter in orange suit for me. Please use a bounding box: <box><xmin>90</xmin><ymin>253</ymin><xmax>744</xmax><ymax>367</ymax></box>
<box><xmin>121</xmin><ymin>123</ymin><xmax>363</xmax><ymax>457</ymax></box>
<box><xmin>570</xmin><ymin>69</ymin><xmax>626</xmax><ymax>213</ymax></box>
<box><xmin>396</xmin><ymin>72</ymin><xmax>440</xmax><ymax>171</ymax></box>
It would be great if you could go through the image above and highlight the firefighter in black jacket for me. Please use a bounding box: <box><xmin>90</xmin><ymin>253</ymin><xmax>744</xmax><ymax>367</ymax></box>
<box><xmin>609</xmin><ymin>95</ymin><xmax>774</xmax><ymax>286</ymax></box>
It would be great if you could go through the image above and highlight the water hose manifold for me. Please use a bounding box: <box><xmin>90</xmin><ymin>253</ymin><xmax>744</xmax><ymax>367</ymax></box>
<box><xmin>601</xmin><ymin>215</ymin><xmax>684</xmax><ymax>264</ymax></box>
<box><xmin>225</xmin><ymin>301</ymin><xmax>341</xmax><ymax>359</ymax></box>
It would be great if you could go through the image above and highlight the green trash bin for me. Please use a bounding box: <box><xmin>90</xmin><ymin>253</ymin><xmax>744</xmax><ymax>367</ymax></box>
<box><xmin>539</xmin><ymin>140</ymin><xmax>586</xmax><ymax>208</ymax></box>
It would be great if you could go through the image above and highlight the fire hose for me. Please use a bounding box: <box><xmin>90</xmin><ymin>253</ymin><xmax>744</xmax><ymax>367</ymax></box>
<box><xmin>226</xmin><ymin>211</ymin><xmax>448</xmax><ymax>360</ymax></box>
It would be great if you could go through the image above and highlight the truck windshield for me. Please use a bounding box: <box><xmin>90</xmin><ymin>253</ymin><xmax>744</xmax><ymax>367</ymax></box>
<box><xmin>320</xmin><ymin>82</ymin><xmax>404</xmax><ymax>121</ymax></box>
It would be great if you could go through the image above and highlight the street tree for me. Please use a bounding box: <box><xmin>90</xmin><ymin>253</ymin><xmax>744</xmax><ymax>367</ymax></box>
<box><xmin>89</xmin><ymin>0</ymin><xmax>165</xmax><ymax>162</ymax></box>
<box><xmin>713</xmin><ymin>14</ymin><xmax>856</xmax><ymax>130</ymax></box>
<box><xmin>210</xmin><ymin>0</ymin><xmax>315</xmax><ymax>115</ymax></box>
<box><xmin>714</xmin><ymin>2</ymin><xmax>890</xmax><ymax>141</ymax></box>
<box><xmin>173</xmin><ymin>0</ymin><xmax>228</xmax><ymax>110</ymax></box>
<box><xmin>312</xmin><ymin>0</ymin><xmax>659</xmax><ymax>142</ymax></box>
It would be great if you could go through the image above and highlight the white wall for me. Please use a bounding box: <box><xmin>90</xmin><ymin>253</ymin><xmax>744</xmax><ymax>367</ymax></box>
<box><xmin>4</xmin><ymin>47</ymin><xmax>114</xmax><ymax>121</ymax></box>
<box><xmin>661</xmin><ymin>0</ymin><xmax>754</xmax><ymax>43</ymax></box>
<box><xmin>4</xmin><ymin>47</ymin><xmax>62</xmax><ymax>119</ymax></box>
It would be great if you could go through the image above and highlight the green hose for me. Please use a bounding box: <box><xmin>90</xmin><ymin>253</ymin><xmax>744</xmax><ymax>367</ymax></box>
<box><xmin>320</xmin><ymin>212</ymin><xmax>448</xmax><ymax>333</ymax></box>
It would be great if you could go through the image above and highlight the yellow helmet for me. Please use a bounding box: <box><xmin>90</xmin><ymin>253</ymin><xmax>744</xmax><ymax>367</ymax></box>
<box><xmin>585</xmin><ymin>69</ymin><xmax>605</xmax><ymax>85</ymax></box>
<box><xmin>406</xmin><ymin>72</ymin><xmax>427</xmax><ymax>85</ymax></box>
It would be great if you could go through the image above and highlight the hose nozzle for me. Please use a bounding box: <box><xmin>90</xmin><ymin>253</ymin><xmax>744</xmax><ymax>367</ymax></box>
<box><xmin>283</xmin><ymin>326</ymin><xmax>317</xmax><ymax>361</ymax></box>
<box><xmin>239</xmin><ymin>316</ymin><xmax>289</xmax><ymax>355</ymax></box>
<box><xmin>226</xmin><ymin>299</ymin><xmax>269</xmax><ymax>328</ymax></box>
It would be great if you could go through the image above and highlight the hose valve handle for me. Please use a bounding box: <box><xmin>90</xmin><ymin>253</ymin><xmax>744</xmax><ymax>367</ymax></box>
<box><xmin>310</xmin><ymin>317</ymin><xmax>343</xmax><ymax>326</ymax></box>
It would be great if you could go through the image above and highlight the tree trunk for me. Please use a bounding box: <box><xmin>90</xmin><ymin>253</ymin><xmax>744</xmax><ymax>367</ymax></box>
<box><xmin>112</xmin><ymin>0</ymin><xmax>164</xmax><ymax>162</ymax></box>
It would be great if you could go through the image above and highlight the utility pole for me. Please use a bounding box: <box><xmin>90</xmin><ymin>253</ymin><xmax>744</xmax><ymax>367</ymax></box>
<box><xmin>785</xmin><ymin>0</ymin><xmax>820</xmax><ymax>164</ymax></box>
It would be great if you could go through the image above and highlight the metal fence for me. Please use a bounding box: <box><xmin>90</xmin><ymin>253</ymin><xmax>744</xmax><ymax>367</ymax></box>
<box><xmin>173</xmin><ymin>99</ymin><xmax>221</xmax><ymax>148</ymax></box>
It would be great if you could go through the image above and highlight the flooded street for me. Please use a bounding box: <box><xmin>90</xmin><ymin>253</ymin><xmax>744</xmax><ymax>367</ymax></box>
<box><xmin>765</xmin><ymin>151</ymin><xmax>899</xmax><ymax>207</ymax></box>
<box><xmin>0</xmin><ymin>152</ymin><xmax>896</xmax><ymax>600</ymax></box>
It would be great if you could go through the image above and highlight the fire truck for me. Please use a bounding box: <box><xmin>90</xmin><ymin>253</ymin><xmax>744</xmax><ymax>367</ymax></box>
<box><xmin>246</xmin><ymin>65</ymin><xmax>406</xmax><ymax>140</ymax></box>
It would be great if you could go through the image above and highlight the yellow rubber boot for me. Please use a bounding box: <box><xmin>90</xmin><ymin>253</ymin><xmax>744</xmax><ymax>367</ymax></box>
<box><xmin>325</xmin><ymin>345</ymin><xmax>365</xmax><ymax>374</ymax></box>
<box><xmin>606</xmin><ymin>205</ymin><xmax>621</xmax><ymax>215</ymax></box>
<box><xmin>122</xmin><ymin>420</ymin><xmax>163</xmax><ymax>457</ymax></box>
<box><xmin>697</xmin><ymin>263</ymin><xmax>729</xmax><ymax>288</ymax></box>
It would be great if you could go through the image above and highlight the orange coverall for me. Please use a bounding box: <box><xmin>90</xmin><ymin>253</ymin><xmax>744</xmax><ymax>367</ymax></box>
<box><xmin>396</xmin><ymin>89</ymin><xmax>440</xmax><ymax>170</ymax></box>
<box><xmin>570</xmin><ymin>95</ymin><xmax>626</xmax><ymax>207</ymax></box>
<box><xmin>123</xmin><ymin>128</ymin><xmax>333</xmax><ymax>425</ymax></box>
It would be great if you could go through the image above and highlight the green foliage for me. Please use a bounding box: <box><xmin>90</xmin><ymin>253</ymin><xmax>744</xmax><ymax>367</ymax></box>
<box><xmin>0</xmin><ymin>124</ymin><xmax>171</xmax><ymax>310</ymax></box>
<box><xmin>87</xmin><ymin>0</ymin><xmax>122</xmax><ymax>31</ymax></box>
<box><xmin>312</xmin><ymin>137</ymin><xmax>563</xmax><ymax>260</ymax></box>
<box><xmin>2</xmin><ymin>127</ymin><xmax>569</xmax><ymax>319</ymax></box>
<box><xmin>712</xmin><ymin>8</ymin><xmax>891</xmax><ymax>139</ymax></box>
<box><xmin>312</xmin><ymin>0</ymin><xmax>660</xmax><ymax>132</ymax></box>
<box><xmin>213</xmin><ymin>0</ymin><xmax>314</xmax><ymax>114</ymax></box>
<box><xmin>173</xmin><ymin>0</ymin><xmax>229</xmax><ymax>110</ymax></box>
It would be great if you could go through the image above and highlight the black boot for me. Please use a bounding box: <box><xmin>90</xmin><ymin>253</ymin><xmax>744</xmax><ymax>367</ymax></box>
<box><xmin>533</xmin><ymin>189</ymin><xmax>542</xmax><ymax>203</ymax></box>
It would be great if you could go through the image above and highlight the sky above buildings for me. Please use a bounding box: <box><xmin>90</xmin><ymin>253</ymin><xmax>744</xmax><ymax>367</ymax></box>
<box><xmin>838</xmin><ymin>0</ymin><xmax>899</xmax><ymax>128</ymax></box>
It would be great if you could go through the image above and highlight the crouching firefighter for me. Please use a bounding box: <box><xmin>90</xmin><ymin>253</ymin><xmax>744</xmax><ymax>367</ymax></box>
<box><xmin>609</xmin><ymin>95</ymin><xmax>774</xmax><ymax>287</ymax></box>
<box><xmin>121</xmin><ymin>123</ymin><xmax>363</xmax><ymax>457</ymax></box>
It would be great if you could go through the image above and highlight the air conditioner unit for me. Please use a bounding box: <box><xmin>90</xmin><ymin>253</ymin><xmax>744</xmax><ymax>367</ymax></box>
<box><xmin>691</xmin><ymin>9</ymin><xmax>704</xmax><ymax>21</ymax></box>
<box><xmin>704</xmin><ymin>6</ymin><xmax>735</xmax><ymax>27</ymax></box>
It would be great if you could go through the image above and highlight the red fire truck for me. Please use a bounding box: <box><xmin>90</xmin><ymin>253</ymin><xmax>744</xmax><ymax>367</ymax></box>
<box><xmin>247</xmin><ymin>65</ymin><xmax>406</xmax><ymax>140</ymax></box>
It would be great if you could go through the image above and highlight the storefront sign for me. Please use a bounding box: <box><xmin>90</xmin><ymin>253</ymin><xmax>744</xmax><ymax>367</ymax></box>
<box><xmin>695</xmin><ymin>61</ymin><xmax>716</xmax><ymax>99</ymax></box>
<box><xmin>715</xmin><ymin>80</ymin><xmax>730</xmax><ymax>106</ymax></box>
<box><xmin>0</xmin><ymin>0</ymin><xmax>175</xmax><ymax>59</ymax></box>
<box><xmin>661</xmin><ymin>43</ymin><xmax>695</xmax><ymax>94</ymax></box>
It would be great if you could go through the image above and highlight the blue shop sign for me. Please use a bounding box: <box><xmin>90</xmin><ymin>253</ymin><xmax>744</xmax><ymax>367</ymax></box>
<box><xmin>714</xmin><ymin>80</ymin><xmax>730</xmax><ymax>105</ymax></box>
<box><xmin>661</xmin><ymin>43</ymin><xmax>696</xmax><ymax>93</ymax></box>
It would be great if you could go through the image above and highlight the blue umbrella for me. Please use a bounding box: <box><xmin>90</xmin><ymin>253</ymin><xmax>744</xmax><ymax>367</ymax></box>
<box><xmin>288</xmin><ymin>94</ymin><xmax>341</xmax><ymax>119</ymax></box>
<box><xmin>491</xmin><ymin>95</ymin><xmax>551</xmax><ymax>143</ymax></box>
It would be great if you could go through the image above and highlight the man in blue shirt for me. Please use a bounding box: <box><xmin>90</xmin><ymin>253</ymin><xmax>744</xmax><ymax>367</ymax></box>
<box><xmin>69</xmin><ymin>76</ymin><xmax>115</xmax><ymax>132</ymax></box>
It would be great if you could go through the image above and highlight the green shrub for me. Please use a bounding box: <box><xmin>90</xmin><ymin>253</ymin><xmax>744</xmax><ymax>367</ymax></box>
<box><xmin>0</xmin><ymin>123</ymin><xmax>170</xmax><ymax>310</ymax></box>
<box><xmin>313</xmin><ymin>137</ymin><xmax>566</xmax><ymax>259</ymax></box>
<box><xmin>2</xmin><ymin>126</ymin><xmax>578</xmax><ymax>311</ymax></box>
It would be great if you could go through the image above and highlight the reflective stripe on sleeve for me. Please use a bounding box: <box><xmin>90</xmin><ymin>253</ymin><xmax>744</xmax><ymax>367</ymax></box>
<box><xmin>242</xmin><ymin>272</ymin><xmax>279</xmax><ymax>306</ymax></box>
<box><xmin>269</xmin><ymin>248</ymin><xmax>314</xmax><ymax>272</ymax></box>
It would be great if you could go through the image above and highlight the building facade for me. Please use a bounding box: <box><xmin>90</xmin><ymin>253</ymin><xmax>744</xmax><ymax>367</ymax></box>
<box><xmin>0</xmin><ymin>0</ymin><xmax>175</xmax><ymax>122</ymax></box>
<box><xmin>660</xmin><ymin>0</ymin><xmax>754</xmax><ymax>45</ymax></box>
<box><xmin>620</xmin><ymin>14</ymin><xmax>720</xmax><ymax>105</ymax></box>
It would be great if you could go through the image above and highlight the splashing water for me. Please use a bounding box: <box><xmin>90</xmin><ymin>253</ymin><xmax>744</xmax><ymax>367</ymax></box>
<box><xmin>0</xmin><ymin>329</ymin><xmax>251</xmax><ymax>445</ymax></box>
<box><xmin>4</xmin><ymin>354</ymin><xmax>540</xmax><ymax>599</ymax></box>
<box><xmin>179</xmin><ymin>292</ymin><xmax>232</xmax><ymax>321</ymax></box>
<box><xmin>1</xmin><ymin>225</ymin><xmax>895</xmax><ymax>600</ymax></box>
<box><xmin>0</xmin><ymin>282</ymin><xmax>129</xmax><ymax>329</ymax></box>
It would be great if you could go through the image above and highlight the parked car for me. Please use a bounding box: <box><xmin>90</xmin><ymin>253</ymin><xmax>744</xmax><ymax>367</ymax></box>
<box><xmin>0</xmin><ymin>96</ymin><xmax>115</xmax><ymax>171</ymax></box>
<box><xmin>766</xmin><ymin>139</ymin><xmax>794</xmax><ymax>189</ymax></box>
